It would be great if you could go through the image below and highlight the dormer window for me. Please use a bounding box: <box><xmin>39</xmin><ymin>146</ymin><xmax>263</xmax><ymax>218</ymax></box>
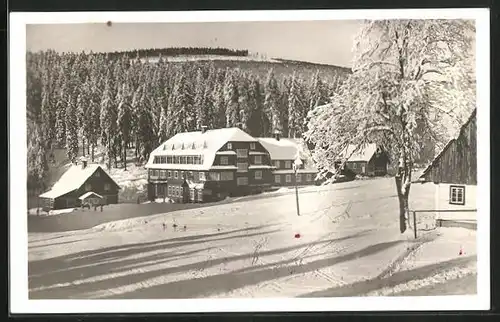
<box><xmin>250</xmin><ymin>143</ymin><xmax>256</xmax><ymax>150</ymax></box>
<box><xmin>227</xmin><ymin>143</ymin><xmax>233</xmax><ymax>150</ymax></box>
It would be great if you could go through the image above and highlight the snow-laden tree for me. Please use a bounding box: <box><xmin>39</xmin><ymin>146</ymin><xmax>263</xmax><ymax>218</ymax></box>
<box><xmin>224</xmin><ymin>69</ymin><xmax>240</xmax><ymax>128</ymax></box>
<box><xmin>264</xmin><ymin>69</ymin><xmax>282</xmax><ymax>134</ymax></box>
<box><xmin>117</xmin><ymin>83</ymin><xmax>132</xmax><ymax>169</ymax></box>
<box><xmin>308</xmin><ymin>70</ymin><xmax>329</xmax><ymax>113</ymax></box>
<box><xmin>288</xmin><ymin>73</ymin><xmax>306</xmax><ymax>138</ymax></box>
<box><xmin>247</xmin><ymin>76</ymin><xmax>266</xmax><ymax>136</ymax></box>
<box><xmin>304</xmin><ymin>19</ymin><xmax>475</xmax><ymax>233</ymax></box>
<box><xmin>212</xmin><ymin>81</ymin><xmax>226</xmax><ymax>129</ymax></box>
<box><xmin>194</xmin><ymin>68</ymin><xmax>207</xmax><ymax>130</ymax></box>
<box><xmin>237</xmin><ymin>74</ymin><xmax>251</xmax><ymax>131</ymax></box>
<box><xmin>100</xmin><ymin>79</ymin><xmax>117</xmax><ymax>169</ymax></box>
<box><xmin>65</xmin><ymin>95</ymin><xmax>79</xmax><ymax>163</ymax></box>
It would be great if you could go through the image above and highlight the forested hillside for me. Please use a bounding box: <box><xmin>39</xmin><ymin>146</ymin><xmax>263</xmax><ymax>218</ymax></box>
<box><xmin>26</xmin><ymin>48</ymin><xmax>349</xmax><ymax>191</ymax></box>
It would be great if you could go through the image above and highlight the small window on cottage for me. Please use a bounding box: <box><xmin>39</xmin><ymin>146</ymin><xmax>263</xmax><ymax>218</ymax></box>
<box><xmin>220</xmin><ymin>156</ymin><xmax>229</xmax><ymax>165</ymax></box>
<box><xmin>296</xmin><ymin>174</ymin><xmax>302</xmax><ymax>182</ymax></box>
<box><xmin>274</xmin><ymin>160</ymin><xmax>280</xmax><ymax>169</ymax></box>
<box><xmin>306</xmin><ymin>174</ymin><xmax>312</xmax><ymax>182</ymax></box>
<box><xmin>227</xmin><ymin>143</ymin><xmax>233</xmax><ymax>150</ymax></box>
<box><xmin>167</xmin><ymin>171</ymin><xmax>172</xmax><ymax>178</ymax></box>
<box><xmin>450</xmin><ymin>185</ymin><xmax>466</xmax><ymax>205</ymax></box>
<box><xmin>285</xmin><ymin>161</ymin><xmax>292</xmax><ymax>169</ymax></box>
<box><xmin>275</xmin><ymin>175</ymin><xmax>281</xmax><ymax>183</ymax></box>
<box><xmin>85</xmin><ymin>183</ymin><xmax>92</xmax><ymax>191</ymax></box>
<box><xmin>199</xmin><ymin>172</ymin><xmax>206</xmax><ymax>181</ymax></box>
<box><xmin>254</xmin><ymin>155</ymin><xmax>262</xmax><ymax>165</ymax></box>
<box><xmin>95</xmin><ymin>171</ymin><xmax>100</xmax><ymax>178</ymax></box>
<box><xmin>285</xmin><ymin>174</ymin><xmax>292</xmax><ymax>183</ymax></box>
<box><xmin>250</xmin><ymin>143</ymin><xmax>256</xmax><ymax>150</ymax></box>
<box><xmin>174</xmin><ymin>171</ymin><xmax>178</xmax><ymax>179</ymax></box>
<box><xmin>254</xmin><ymin>170</ymin><xmax>263</xmax><ymax>180</ymax></box>
<box><xmin>104</xmin><ymin>183</ymin><xmax>111</xmax><ymax>191</ymax></box>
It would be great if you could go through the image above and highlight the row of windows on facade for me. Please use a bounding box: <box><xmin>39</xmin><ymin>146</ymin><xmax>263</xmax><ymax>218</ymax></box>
<box><xmin>163</xmin><ymin>142</ymin><xmax>257</xmax><ymax>151</ymax></box>
<box><xmin>149</xmin><ymin>169</ymin><xmax>264</xmax><ymax>181</ymax></box>
<box><xmin>153</xmin><ymin>148</ymin><xmax>255</xmax><ymax>165</ymax></box>
<box><xmin>275</xmin><ymin>173</ymin><xmax>313</xmax><ymax>183</ymax></box>
<box><xmin>84</xmin><ymin>183</ymin><xmax>112</xmax><ymax>191</ymax></box>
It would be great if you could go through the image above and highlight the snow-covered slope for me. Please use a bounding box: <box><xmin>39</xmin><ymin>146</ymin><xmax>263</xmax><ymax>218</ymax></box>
<box><xmin>28</xmin><ymin>178</ymin><xmax>468</xmax><ymax>299</ymax></box>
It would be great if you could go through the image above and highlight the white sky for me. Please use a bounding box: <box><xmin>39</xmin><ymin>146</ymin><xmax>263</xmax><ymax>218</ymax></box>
<box><xmin>26</xmin><ymin>21</ymin><xmax>363</xmax><ymax>67</ymax></box>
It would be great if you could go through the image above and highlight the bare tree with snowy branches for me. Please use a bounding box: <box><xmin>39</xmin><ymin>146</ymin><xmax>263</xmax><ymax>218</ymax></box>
<box><xmin>304</xmin><ymin>19</ymin><xmax>476</xmax><ymax>233</ymax></box>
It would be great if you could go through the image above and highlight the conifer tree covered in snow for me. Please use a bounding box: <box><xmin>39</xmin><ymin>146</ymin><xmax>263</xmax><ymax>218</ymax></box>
<box><xmin>288</xmin><ymin>73</ymin><xmax>306</xmax><ymax>138</ymax></box>
<box><xmin>264</xmin><ymin>69</ymin><xmax>282</xmax><ymax>134</ymax></box>
<box><xmin>224</xmin><ymin>69</ymin><xmax>240</xmax><ymax>128</ymax></box>
<box><xmin>25</xmin><ymin>47</ymin><xmax>348</xmax><ymax>191</ymax></box>
<box><xmin>308</xmin><ymin>70</ymin><xmax>329</xmax><ymax>113</ymax></box>
<box><xmin>247</xmin><ymin>76</ymin><xmax>267</xmax><ymax>137</ymax></box>
<box><xmin>194</xmin><ymin>68</ymin><xmax>207</xmax><ymax>130</ymax></box>
<box><xmin>117</xmin><ymin>83</ymin><xmax>132</xmax><ymax>170</ymax></box>
<box><xmin>100</xmin><ymin>79</ymin><xmax>117</xmax><ymax>169</ymax></box>
<box><xmin>65</xmin><ymin>95</ymin><xmax>79</xmax><ymax>163</ymax></box>
<box><xmin>237</xmin><ymin>73</ymin><xmax>251</xmax><ymax>131</ymax></box>
<box><xmin>304</xmin><ymin>19</ymin><xmax>476</xmax><ymax>233</ymax></box>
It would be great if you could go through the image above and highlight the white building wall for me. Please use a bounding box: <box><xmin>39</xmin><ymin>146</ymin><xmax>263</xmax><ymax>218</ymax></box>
<box><xmin>434</xmin><ymin>183</ymin><xmax>477</xmax><ymax>221</ymax></box>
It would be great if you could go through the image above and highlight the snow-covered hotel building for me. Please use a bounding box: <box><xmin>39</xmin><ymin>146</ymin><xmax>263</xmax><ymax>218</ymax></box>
<box><xmin>146</xmin><ymin>127</ymin><xmax>320</xmax><ymax>203</ymax></box>
<box><xmin>257</xmin><ymin>133</ymin><xmax>319</xmax><ymax>187</ymax></box>
<box><xmin>146</xmin><ymin>127</ymin><xmax>275</xmax><ymax>203</ymax></box>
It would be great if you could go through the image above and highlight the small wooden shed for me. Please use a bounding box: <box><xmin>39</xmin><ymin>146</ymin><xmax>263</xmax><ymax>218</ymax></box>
<box><xmin>78</xmin><ymin>191</ymin><xmax>104</xmax><ymax>208</ymax></box>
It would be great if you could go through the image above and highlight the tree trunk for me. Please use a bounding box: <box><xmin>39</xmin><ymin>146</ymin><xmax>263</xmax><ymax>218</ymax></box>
<box><xmin>108</xmin><ymin>142</ymin><xmax>112</xmax><ymax>170</ymax></box>
<box><xmin>395</xmin><ymin>174</ymin><xmax>409</xmax><ymax>233</ymax></box>
<box><xmin>123</xmin><ymin>141</ymin><xmax>128</xmax><ymax>171</ymax></box>
<box><xmin>87</xmin><ymin>144</ymin><xmax>90</xmax><ymax>156</ymax></box>
<box><xmin>82</xmin><ymin>138</ymin><xmax>86</xmax><ymax>157</ymax></box>
<box><xmin>91</xmin><ymin>144</ymin><xmax>95</xmax><ymax>162</ymax></box>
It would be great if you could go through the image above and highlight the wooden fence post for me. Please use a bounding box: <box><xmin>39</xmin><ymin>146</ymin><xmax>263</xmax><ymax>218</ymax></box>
<box><xmin>413</xmin><ymin>211</ymin><xmax>417</xmax><ymax>239</ymax></box>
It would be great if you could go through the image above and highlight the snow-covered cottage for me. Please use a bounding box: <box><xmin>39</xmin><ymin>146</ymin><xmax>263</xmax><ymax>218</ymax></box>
<box><xmin>419</xmin><ymin>109</ymin><xmax>477</xmax><ymax>225</ymax></box>
<box><xmin>39</xmin><ymin>159</ymin><xmax>120</xmax><ymax>210</ymax></box>
<box><xmin>340</xmin><ymin>144</ymin><xmax>390</xmax><ymax>176</ymax></box>
<box><xmin>146</xmin><ymin>127</ymin><xmax>274</xmax><ymax>203</ymax></box>
<box><xmin>257</xmin><ymin>132</ymin><xmax>319</xmax><ymax>187</ymax></box>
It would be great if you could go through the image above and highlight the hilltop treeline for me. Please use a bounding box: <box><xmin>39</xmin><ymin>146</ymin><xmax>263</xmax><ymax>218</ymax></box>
<box><xmin>101</xmin><ymin>47</ymin><xmax>249</xmax><ymax>61</ymax></box>
<box><xmin>26</xmin><ymin>50</ymin><xmax>347</xmax><ymax>189</ymax></box>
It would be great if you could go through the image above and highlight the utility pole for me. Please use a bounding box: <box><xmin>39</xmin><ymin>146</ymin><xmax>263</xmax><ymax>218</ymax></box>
<box><xmin>293</xmin><ymin>154</ymin><xmax>303</xmax><ymax>217</ymax></box>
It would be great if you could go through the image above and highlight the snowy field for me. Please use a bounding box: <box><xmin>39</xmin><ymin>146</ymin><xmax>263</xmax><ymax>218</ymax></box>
<box><xmin>28</xmin><ymin>178</ymin><xmax>477</xmax><ymax>299</ymax></box>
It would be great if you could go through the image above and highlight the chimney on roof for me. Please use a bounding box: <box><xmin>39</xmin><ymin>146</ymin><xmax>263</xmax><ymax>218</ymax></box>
<box><xmin>273</xmin><ymin>129</ymin><xmax>282</xmax><ymax>141</ymax></box>
<box><xmin>81</xmin><ymin>157</ymin><xmax>88</xmax><ymax>169</ymax></box>
<box><xmin>201</xmin><ymin>125</ymin><xmax>208</xmax><ymax>133</ymax></box>
<box><xmin>235</xmin><ymin>122</ymin><xmax>244</xmax><ymax>130</ymax></box>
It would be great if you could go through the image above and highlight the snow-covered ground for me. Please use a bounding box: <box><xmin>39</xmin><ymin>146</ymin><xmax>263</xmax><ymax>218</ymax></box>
<box><xmin>28</xmin><ymin>178</ymin><xmax>475</xmax><ymax>299</ymax></box>
<box><xmin>107</xmin><ymin>163</ymin><xmax>148</xmax><ymax>191</ymax></box>
<box><xmin>377</xmin><ymin>227</ymin><xmax>477</xmax><ymax>296</ymax></box>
